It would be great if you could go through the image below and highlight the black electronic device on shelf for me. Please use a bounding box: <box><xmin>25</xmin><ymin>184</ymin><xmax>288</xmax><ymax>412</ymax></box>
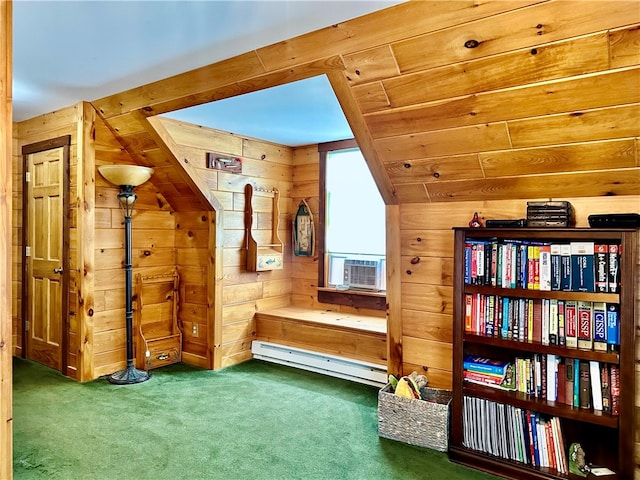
<box><xmin>588</xmin><ymin>213</ymin><xmax>640</xmax><ymax>228</ymax></box>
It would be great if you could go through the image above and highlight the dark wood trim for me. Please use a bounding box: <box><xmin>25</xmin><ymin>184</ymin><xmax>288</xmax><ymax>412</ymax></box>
<box><xmin>318</xmin><ymin>288</ymin><xmax>386</xmax><ymax>311</ymax></box>
<box><xmin>21</xmin><ymin>135</ymin><xmax>70</xmax><ymax>155</ymax></box>
<box><xmin>20</xmin><ymin>153</ymin><xmax>28</xmax><ymax>358</ymax></box>
<box><xmin>21</xmin><ymin>135</ymin><xmax>71</xmax><ymax>375</ymax></box>
<box><xmin>316</xmin><ymin>139</ymin><xmax>386</xmax><ymax>311</ymax></box>
<box><xmin>317</xmin><ymin>138</ymin><xmax>358</xmax><ymax>153</ymax></box>
<box><xmin>317</xmin><ymin>148</ymin><xmax>327</xmax><ymax>290</ymax></box>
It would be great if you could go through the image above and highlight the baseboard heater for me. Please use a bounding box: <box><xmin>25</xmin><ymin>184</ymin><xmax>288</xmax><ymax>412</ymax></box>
<box><xmin>251</xmin><ymin>340</ymin><xmax>387</xmax><ymax>387</ymax></box>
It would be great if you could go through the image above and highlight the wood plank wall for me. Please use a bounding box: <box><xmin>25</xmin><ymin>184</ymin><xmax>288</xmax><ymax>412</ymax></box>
<box><xmin>347</xmin><ymin>2</ymin><xmax>640</xmax><ymax>203</ymax></box>
<box><xmin>290</xmin><ymin>145</ymin><xmax>387</xmax><ymax>317</ymax></box>
<box><xmin>8</xmin><ymin>0</ymin><xmax>640</xmax><ymax>473</ymax></box>
<box><xmin>173</xmin><ymin>210</ymin><xmax>213</xmax><ymax>368</ymax></box>
<box><xmin>93</xmin><ymin>113</ymin><xmax>180</xmax><ymax>377</ymax></box>
<box><xmin>13</xmin><ymin>105</ymin><xmax>82</xmax><ymax>376</ymax></box>
<box><xmin>154</xmin><ymin>117</ymin><xmax>296</xmax><ymax>368</ymax></box>
<box><xmin>1</xmin><ymin>0</ymin><xmax>12</xmax><ymax>477</ymax></box>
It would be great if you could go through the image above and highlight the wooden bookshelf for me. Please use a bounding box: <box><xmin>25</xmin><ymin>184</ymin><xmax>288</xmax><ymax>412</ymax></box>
<box><xmin>449</xmin><ymin>228</ymin><xmax>637</xmax><ymax>480</ymax></box>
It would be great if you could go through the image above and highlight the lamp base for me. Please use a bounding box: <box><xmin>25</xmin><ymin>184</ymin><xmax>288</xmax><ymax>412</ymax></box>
<box><xmin>108</xmin><ymin>365</ymin><xmax>150</xmax><ymax>385</ymax></box>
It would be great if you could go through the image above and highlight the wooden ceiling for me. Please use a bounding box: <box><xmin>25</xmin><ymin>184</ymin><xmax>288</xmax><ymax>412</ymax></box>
<box><xmin>91</xmin><ymin>0</ymin><xmax>640</xmax><ymax>210</ymax></box>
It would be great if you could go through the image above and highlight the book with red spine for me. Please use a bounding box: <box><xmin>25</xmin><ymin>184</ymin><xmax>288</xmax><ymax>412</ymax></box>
<box><xmin>565</xmin><ymin>300</ymin><xmax>578</xmax><ymax>348</ymax></box>
<box><xmin>577</xmin><ymin>301</ymin><xmax>593</xmax><ymax>350</ymax></box>
<box><xmin>564</xmin><ymin>360</ymin><xmax>575</xmax><ymax>406</ymax></box>
<box><xmin>527</xmin><ymin>245</ymin><xmax>535</xmax><ymax>289</ymax></box>
<box><xmin>533</xmin><ymin>245</ymin><xmax>541</xmax><ymax>290</ymax></box>
<box><xmin>610</xmin><ymin>365</ymin><xmax>620</xmax><ymax>415</ymax></box>
<box><xmin>463</xmin><ymin>370</ymin><xmax>503</xmax><ymax>385</ymax></box>
<box><xmin>465</xmin><ymin>294</ymin><xmax>473</xmax><ymax>332</ymax></box>
<box><xmin>471</xmin><ymin>242</ymin><xmax>478</xmax><ymax>284</ymax></box>
<box><xmin>545</xmin><ymin>420</ymin><xmax>557</xmax><ymax>471</ymax></box>
<box><xmin>557</xmin><ymin>363</ymin><xmax>567</xmax><ymax>405</ymax></box>
<box><xmin>601</xmin><ymin>364</ymin><xmax>611</xmax><ymax>414</ymax></box>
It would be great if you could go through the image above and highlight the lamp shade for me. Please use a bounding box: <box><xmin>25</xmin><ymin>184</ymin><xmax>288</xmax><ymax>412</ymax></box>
<box><xmin>99</xmin><ymin>165</ymin><xmax>154</xmax><ymax>187</ymax></box>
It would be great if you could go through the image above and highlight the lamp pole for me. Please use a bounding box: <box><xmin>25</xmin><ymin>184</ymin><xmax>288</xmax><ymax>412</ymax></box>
<box><xmin>98</xmin><ymin>165</ymin><xmax>153</xmax><ymax>385</ymax></box>
<box><xmin>108</xmin><ymin>187</ymin><xmax>149</xmax><ymax>384</ymax></box>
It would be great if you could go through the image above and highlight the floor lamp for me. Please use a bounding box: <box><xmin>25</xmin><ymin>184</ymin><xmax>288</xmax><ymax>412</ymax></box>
<box><xmin>98</xmin><ymin>165</ymin><xmax>154</xmax><ymax>385</ymax></box>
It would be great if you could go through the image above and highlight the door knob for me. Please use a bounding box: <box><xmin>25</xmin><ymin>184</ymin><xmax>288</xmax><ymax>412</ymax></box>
<box><xmin>53</xmin><ymin>267</ymin><xmax>63</xmax><ymax>274</ymax></box>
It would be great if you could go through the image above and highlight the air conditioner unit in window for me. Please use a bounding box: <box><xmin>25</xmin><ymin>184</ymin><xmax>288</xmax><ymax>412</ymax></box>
<box><xmin>343</xmin><ymin>259</ymin><xmax>386</xmax><ymax>291</ymax></box>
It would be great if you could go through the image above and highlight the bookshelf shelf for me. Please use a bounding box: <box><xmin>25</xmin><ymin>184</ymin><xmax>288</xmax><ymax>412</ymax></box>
<box><xmin>450</xmin><ymin>228</ymin><xmax>636</xmax><ymax>480</ymax></box>
<box><xmin>462</xmin><ymin>383</ymin><xmax>619</xmax><ymax>428</ymax></box>
<box><xmin>449</xmin><ymin>446</ymin><xmax>577</xmax><ymax>480</ymax></box>
<box><xmin>464</xmin><ymin>334</ymin><xmax>620</xmax><ymax>364</ymax></box>
<box><xmin>465</xmin><ymin>285</ymin><xmax>619</xmax><ymax>303</ymax></box>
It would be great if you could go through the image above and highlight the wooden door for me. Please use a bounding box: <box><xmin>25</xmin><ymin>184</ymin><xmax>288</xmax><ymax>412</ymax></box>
<box><xmin>22</xmin><ymin>137</ymin><xmax>70</xmax><ymax>372</ymax></box>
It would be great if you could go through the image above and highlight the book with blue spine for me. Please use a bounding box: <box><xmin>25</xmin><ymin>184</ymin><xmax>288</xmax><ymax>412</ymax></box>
<box><xmin>606</xmin><ymin>303</ymin><xmax>620</xmax><ymax>352</ymax></box>
<box><xmin>464</xmin><ymin>242</ymin><xmax>473</xmax><ymax>284</ymax></box>
<box><xmin>530</xmin><ymin>412</ymin><xmax>540</xmax><ymax>467</ymax></box>
<box><xmin>501</xmin><ymin>297</ymin><xmax>510</xmax><ymax>339</ymax></box>
<box><xmin>519</xmin><ymin>244</ymin><xmax>528</xmax><ymax>289</ymax></box>
<box><xmin>560</xmin><ymin>244</ymin><xmax>572</xmax><ymax>290</ymax></box>
<box><xmin>594</xmin><ymin>244</ymin><xmax>609</xmax><ymax>292</ymax></box>
<box><xmin>550</xmin><ymin>244</ymin><xmax>562</xmax><ymax>290</ymax></box>
<box><xmin>570</xmin><ymin>241</ymin><xmax>595</xmax><ymax>292</ymax></box>
<box><xmin>463</xmin><ymin>354</ymin><xmax>511</xmax><ymax>376</ymax></box>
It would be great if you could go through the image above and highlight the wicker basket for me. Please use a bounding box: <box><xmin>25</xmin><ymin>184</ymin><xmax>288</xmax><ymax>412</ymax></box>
<box><xmin>377</xmin><ymin>383</ymin><xmax>452</xmax><ymax>452</ymax></box>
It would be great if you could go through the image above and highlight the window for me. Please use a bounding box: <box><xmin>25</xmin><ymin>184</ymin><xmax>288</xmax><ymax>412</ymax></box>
<box><xmin>318</xmin><ymin>140</ymin><xmax>386</xmax><ymax>310</ymax></box>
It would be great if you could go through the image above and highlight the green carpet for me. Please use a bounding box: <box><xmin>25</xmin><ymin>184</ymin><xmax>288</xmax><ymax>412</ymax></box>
<box><xmin>13</xmin><ymin>357</ymin><xmax>499</xmax><ymax>480</ymax></box>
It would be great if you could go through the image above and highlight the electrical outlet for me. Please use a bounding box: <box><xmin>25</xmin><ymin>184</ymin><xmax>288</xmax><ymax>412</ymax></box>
<box><xmin>192</xmin><ymin>324</ymin><xmax>198</xmax><ymax>337</ymax></box>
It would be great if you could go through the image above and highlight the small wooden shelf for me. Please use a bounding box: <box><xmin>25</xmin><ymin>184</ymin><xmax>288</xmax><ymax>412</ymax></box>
<box><xmin>245</xmin><ymin>184</ymin><xmax>283</xmax><ymax>271</ymax></box>
<box><xmin>135</xmin><ymin>271</ymin><xmax>182</xmax><ymax>370</ymax></box>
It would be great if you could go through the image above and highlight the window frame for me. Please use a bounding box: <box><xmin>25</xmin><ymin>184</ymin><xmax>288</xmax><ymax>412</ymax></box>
<box><xmin>317</xmin><ymin>139</ymin><xmax>386</xmax><ymax>311</ymax></box>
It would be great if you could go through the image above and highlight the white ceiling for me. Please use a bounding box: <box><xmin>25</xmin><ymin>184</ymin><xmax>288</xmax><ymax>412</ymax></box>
<box><xmin>13</xmin><ymin>0</ymin><xmax>404</xmax><ymax>146</ymax></box>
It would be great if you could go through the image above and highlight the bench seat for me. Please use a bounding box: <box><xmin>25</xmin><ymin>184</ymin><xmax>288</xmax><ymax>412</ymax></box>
<box><xmin>254</xmin><ymin>306</ymin><xmax>387</xmax><ymax>366</ymax></box>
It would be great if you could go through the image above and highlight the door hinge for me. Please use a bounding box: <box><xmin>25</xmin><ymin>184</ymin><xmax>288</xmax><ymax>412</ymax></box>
<box><xmin>25</xmin><ymin>321</ymin><xmax>29</xmax><ymax>332</ymax></box>
<box><xmin>25</xmin><ymin>171</ymin><xmax>30</xmax><ymax>183</ymax></box>
<box><xmin>25</xmin><ymin>246</ymin><xmax>31</xmax><ymax>257</ymax></box>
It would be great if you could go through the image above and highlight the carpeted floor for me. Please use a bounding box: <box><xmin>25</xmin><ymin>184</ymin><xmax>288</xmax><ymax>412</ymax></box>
<box><xmin>13</xmin><ymin>357</ymin><xmax>499</xmax><ymax>480</ymax></box>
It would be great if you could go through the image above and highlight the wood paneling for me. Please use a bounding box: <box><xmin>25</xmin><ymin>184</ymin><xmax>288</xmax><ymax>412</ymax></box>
<box><xmin>391</xmin><ymin>1</ymin><xmax>639</xmax><ymax>73</ymax></box>
<box><xmin>1</xmin><ymin>1</ymin><xmax>12</xmax><ymax>477</ymax></box>
<box><xmin>255</xmin><ymin>314</ymin><xmax>386</xmax><ymax>365</ymax></box>
<box><xmin>152</xmin><ymin>118</ymin><xmax>304</xmax><ymax>368</ymax></box>
<box><xmin>386</xmin><ymin>32</ymin><xmax>611</xmax><ymax>109</ymax></box>
<box><xmin>11</xmin><ymin>1</ymin><xmax>640</xmax><ymax>472</ymax></box>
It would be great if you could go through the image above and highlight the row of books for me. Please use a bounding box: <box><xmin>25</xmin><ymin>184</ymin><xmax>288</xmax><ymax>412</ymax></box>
<box><xmin>464</xmin><ymin>239</ymin><xmax>620</xmax><ymax>293</ymax></box>
<box><xmin>462</xmin><ymin>396</ymin><xmax>568</xmax><ymax>473</ymax></box>
<box><xmin>463</xmin><ymin>354</ymin><xmax>620</xmax><ymax>414</ymax></box>
<box><xmin>464</xmin><ymin>295</ymin><xmax>620</xmax><ymax>352</ymax></box>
